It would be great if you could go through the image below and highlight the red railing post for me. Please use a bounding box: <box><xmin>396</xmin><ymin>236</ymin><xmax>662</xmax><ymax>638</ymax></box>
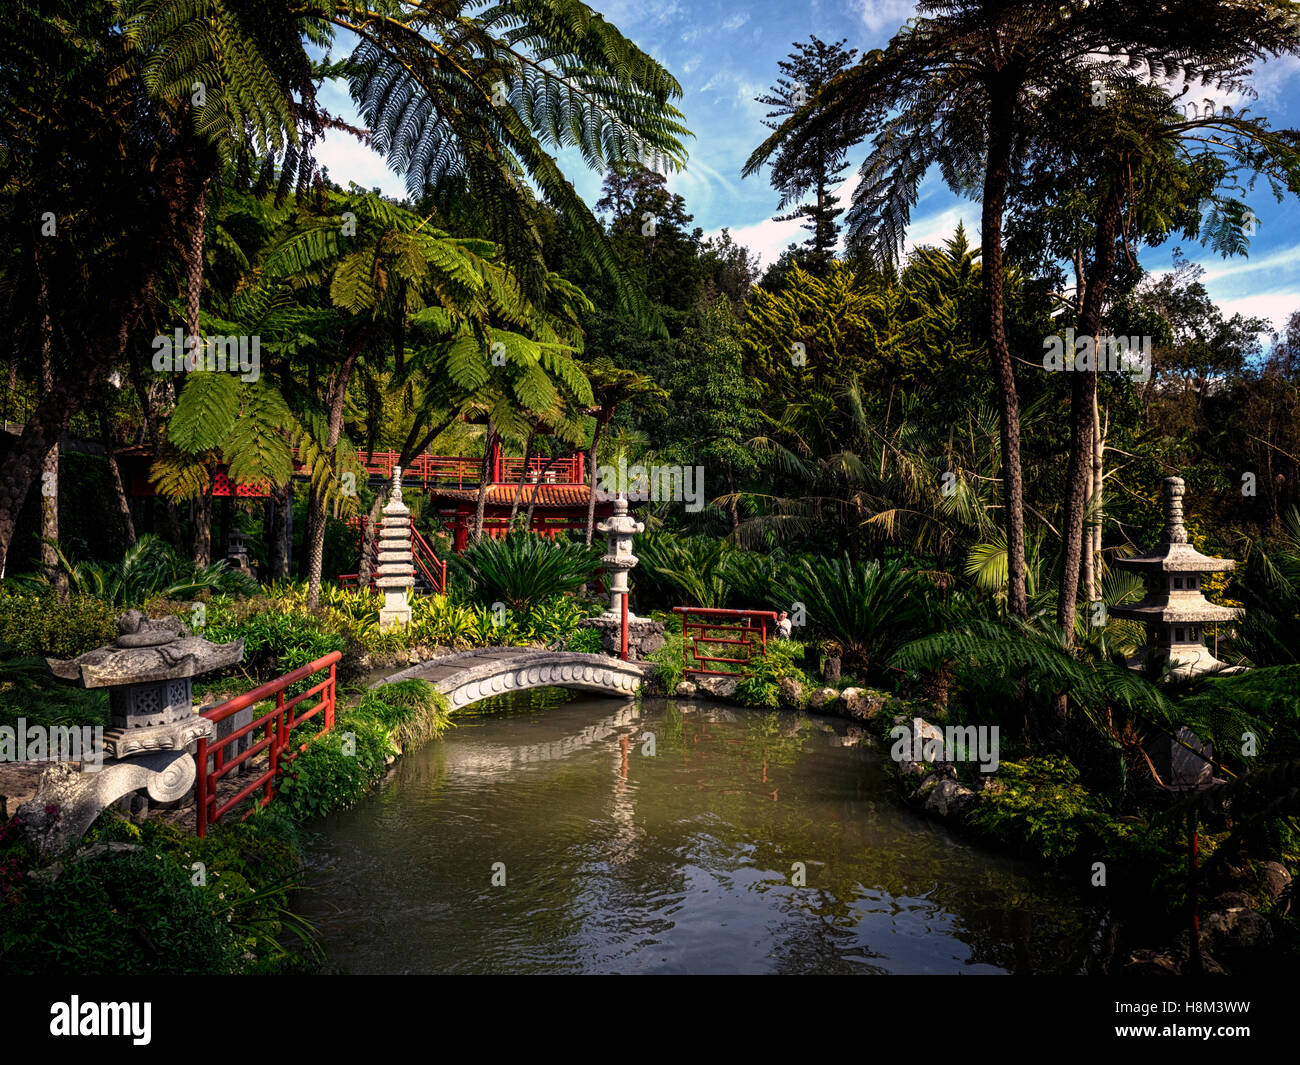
<box><xmin>270</xmin><ymin>689</ymin><xmax>285</xmax><ymax>805</ymax></box>
<box><xmin>196</xmin><ymin>736</ymin><xmax>209</xmax><ymax>838</ymax></box>
<box><xmin>326</xmin><ymin>662</ymin><xmax>336</xmax><ymax>730</ymax></box>
<box><xmin>621</xmin><ymin>591</ymin><xmax>629</xmax><ymax>662</ymax></box>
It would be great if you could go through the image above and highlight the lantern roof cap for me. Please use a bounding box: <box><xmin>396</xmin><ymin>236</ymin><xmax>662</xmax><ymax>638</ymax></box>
<box><xmin>46</xmin><ymin>610</ymin><xmax>244</xmax><ymax>689</ymax></box>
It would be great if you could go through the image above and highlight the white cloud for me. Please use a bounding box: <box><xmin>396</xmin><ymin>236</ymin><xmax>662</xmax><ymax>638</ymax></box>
<box><xmin>1195</xmin><ymin>245</ymin><xmax>1300</xmax><ymax>286</ymax></box>
<box><xmin>904</xmin><ymin>206</ymin><xmax>978</xmax><ymax>255</ymax></box>
<box><xmin>721</xmin><ymin>12</ymin><xmax>750</xmax><ymax>31</ymax></box>
<box><xmin>853</xmin><ymin>0</ymin><xmax>919</xmax><ymax>37</ymax></box>
<box><xmin>314</xmin><ymin>127</ymin><xmax>408</xmax><ymax>200</ymax></box>
<box><xmin>1214</xmin><ymin>292</ymin><xmax>1300</xmax><ymax>334</ymax></box>
<box><xmin>715</xmin><ymin>213</ymin><xmax>806</xmax><ymax>266</ymax></box>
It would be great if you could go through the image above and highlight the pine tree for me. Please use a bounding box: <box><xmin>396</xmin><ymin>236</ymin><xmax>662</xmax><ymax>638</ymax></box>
<box><xmin>755</xmin><ymin>36</ymin><xmax>860</xmax><ymax>275</ymax></box>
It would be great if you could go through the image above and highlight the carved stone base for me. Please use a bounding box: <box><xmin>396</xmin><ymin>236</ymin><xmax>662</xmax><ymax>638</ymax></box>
<box><xmin>101</xmin><ymin>715</ymin><xmax>214</xmax><ymax>760</ymax></box>
<box><xmin>15</xmin><ymin>751</ymin><xmax>197</xmax><ymax>859</ymax></box>
<box><xmin>579</xmin><ymin>615</ymin><xmax>665</xmax><ymax>659</ymax></box>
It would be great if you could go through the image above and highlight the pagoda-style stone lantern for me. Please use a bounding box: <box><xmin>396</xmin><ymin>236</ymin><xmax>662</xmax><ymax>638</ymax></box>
<box><xmin>580</xmin><ymin>495</ymin><xmax>664</xmax><ymax>659</ymax></box>
<box><xmin>225</xmin><ymin>527</ymin><xmax>253</xmax><ymax>577</ymax></box>
<box><xmin>16</xmin><ymin>610</ymin><xmax>244</xmax><ymax>857</ymax></box>
<box><xmin>1110</xmin><ymin>477</ymin><xmax>1242</xmax><ymax>679</ymax></box>
<box><xmin>376</xmin><ymin>467</ymin><xmax>414</xmax><ymax>629</ymax></box>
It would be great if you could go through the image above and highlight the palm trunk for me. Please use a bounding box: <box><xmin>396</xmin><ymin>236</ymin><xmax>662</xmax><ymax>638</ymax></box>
<box><xmin>509</xmin><ymin>428</ymin><xmax>538</xmax><ymax>525</ymax></box>
<box><xmin>37</xmin><ymin>268</ymin><xmax>67</xmax><ymax>599</ymax></box>
<box><xmin>471</xmin><ymin>423</ymin><xmax>495</xmax><ymax>542</ymax></box>
<box><xmin>187</xmin><ymin>179</ymin><xmax>211</xmax><ymax>566</ymax></box>
<box><xmin>0</xmin><ymin>144</ymin><xmax>195</xmax><ymax>571</ymax></box>
<box><xmin>306</xmin><ymin>347</ymin><xmax>360</xmax><ymax>609</ymax></box>
<box><xmin>192</xmin><ymin>491</ymin><xmax>213</xmax><ymax>566</ymax></box>
<box><xmin>525</xmin><ymin>454</ymin><xmax>563</xmax><ymax>529</ymax></box>
<box><xmin>129</xmin><ymin>360</ymin><xmax>183</xmax><ymax>550</ymax></box>
<box><xmin>584</xmin><ymin>417</ymin><xmax>608</xmax><ymax>546</ymax></box>
<box><xmin>981</xmin><ymin>89</ymin><xmax>1027</xmax><ymax>618</ymax></box>
<box><xmin>266</xmin><ymin>482</ymin><xmax>291</xmax><ymax>580</ymax></box>
<box><xmin>99</xmin><ymin>409</ymin><xmax>136</xmax><ymax>548</ymax></box>
<box><xmin>357</xmin><ymin>492</ymin><xmax>385</xmax><ymax>586</ymax></box>
<box><xmin>1083</xmin><ymin>397</ymin><xmax>1105</xmax><ymax>603</ymax></box>
<box><xmin>1058</xmin><ymin>187</ymin><xmax>1123</xmax><ymax>644</ymax></box>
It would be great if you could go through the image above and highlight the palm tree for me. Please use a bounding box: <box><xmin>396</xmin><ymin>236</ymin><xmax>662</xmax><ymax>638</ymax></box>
<box><xmin>580</xmin><ymin>361</ymin><xmax>667</xmax><ymax>544</ymax></box>
<box><xmin>744</xmin><ymin>0</ymin><xmax>1300</xmax><ymax>619</ymax></box>
<box><xmin>0</xmin><ymin>0</ymin><xmax>690</xmax><ymax>570</ymax></box>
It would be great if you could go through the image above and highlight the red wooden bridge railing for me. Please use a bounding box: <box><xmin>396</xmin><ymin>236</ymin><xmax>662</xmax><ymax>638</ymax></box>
<box><xmin>338</xmin><ymin>517</ymin><xmax>447</xmax><ymax>593</ymax></box>
<box><xmin>673</xmin><ymin>607</ymin><xmax>780</xmax><ymax>678</ymax></box>
<box><xmin>195</xmin><ymin>651</ymin><xmax>341</xmax><ymax>836</ymax></box>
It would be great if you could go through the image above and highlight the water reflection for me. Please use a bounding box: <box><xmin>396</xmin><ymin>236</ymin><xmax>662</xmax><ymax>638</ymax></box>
<box><xmin>300</xmin><ymin>689</ymin><xmax>1099</xmax><ymax>974</ymax></box>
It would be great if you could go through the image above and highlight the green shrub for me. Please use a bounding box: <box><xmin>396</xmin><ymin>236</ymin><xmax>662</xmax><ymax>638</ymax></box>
<box><xmin>204</xmin><ymin>605</ymin><xmax>346</xmax><ymax>681</ymax></box>
<box><xmin>735</xmin><ymin>643</ymin><xmax>810</xmax><ymax>709</ymax></box>
<box><xmin>519</xmin><ymin>595</ymin><xmax>596</xmax><ymax>643</ymax></box>
<box><xmin>564</xmin><ymin>626</ymin><xmax>604</xmax><ymax>654</ymax></box>
<box><xmin>0</xmin><ymin>656</ymin><xmax>109</xmax><ymax>730</ymax></box>
<box><xmin>649</xmin><ymin>630</ymin><xmax>686</xmax><ymax>693</ymax></box>
<box><xmin>275</xmin><ymin>712</ymin><xmax>392</xmax><ymax>821</ymax></box>
<box><xmin>0</xmin><ymin>848</ymin><xmax>239</xmax><ymax>975</ymax></box>
<box><xmin>90</xmin><ymin>815</ymin><xmax>316</xmax><ymax>972</ymax></box>
<box><xmin>358</xmin><ymin>679</ymin><xmax>452</xmax><ymax>753</ymax></box>
<box><xmin>0</xmin><ymin>589</ymin><xmax>117</xmax><ymax>659</ymax></box>
<box><xmin>7</xmin><ymin>534</ymin><xmax>257</xmax><ymax>606</ymax></box>
<box><xmin>968</xmin><ymin>756</ymin><xmax>1113</xmax><ymax>861</ymax></box>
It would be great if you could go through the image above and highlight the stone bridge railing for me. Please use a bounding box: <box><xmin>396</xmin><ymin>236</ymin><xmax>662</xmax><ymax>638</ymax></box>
<box><xmin>375</xmin><ymin>648</ymin><xmax>649</xmax><ymax>710</ymax></box>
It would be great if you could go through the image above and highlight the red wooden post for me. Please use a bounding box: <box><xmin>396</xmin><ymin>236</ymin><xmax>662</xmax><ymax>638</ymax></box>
<box><xmin>326</xmin><ymin>661</ymin><xmax>336</xmax><ymax>730</ymax></box>
<box><xmin>196</xmin><ymin>736</ymin><xmax>209</xmax><ymax>838</ymax></box>
<box><xmin>620</xmin><ymin>590</ymin><xmax>629</xmax><ymax>661</ymax></box>
<box><xmin>270</xmin><ymin>689</ymin><xmax>286</xmax><ymax>806</ymax></box>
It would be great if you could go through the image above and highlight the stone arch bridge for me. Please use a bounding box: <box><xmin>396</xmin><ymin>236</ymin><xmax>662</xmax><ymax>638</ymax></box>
<box><xmin>375</xmin><ymin>648</ymin><xmax>649</xmax><ymax>710</ymax></box>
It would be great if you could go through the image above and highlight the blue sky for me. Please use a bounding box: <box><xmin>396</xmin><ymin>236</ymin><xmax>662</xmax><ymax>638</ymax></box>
<box><xmin>314</xmin><ymin>1</ymin><xmax>1300</xmax><ymax>332</ymax></box>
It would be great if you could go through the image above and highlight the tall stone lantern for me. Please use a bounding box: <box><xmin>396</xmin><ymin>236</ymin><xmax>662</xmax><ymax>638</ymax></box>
<box><xmin>17</xmin><ymin>611</ymin><xmax>244</xmax><ymax>856</ymax></box>
<box><xmin>376</xmin><ymin>467</ymin><xmax>414</xmax><ymax>629</ymax></box>
<box><xmin>1110</xmin><ymin>476</ymin><xmax>1243</xmax><ymax>679</ymax></box>
<box><xmin>580</xmin><ymin>495</ymin><xmax>664</xmax><ymax>659</ymax></box>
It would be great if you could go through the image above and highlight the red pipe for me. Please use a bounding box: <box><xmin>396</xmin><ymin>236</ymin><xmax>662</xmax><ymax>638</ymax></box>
<box><xmin>620</xmin><ymin>591</ymin><xmax>629</xmax><ymax>661</ymax></box>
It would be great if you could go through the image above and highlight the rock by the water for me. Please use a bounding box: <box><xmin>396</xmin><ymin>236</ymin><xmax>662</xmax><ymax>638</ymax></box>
<box><xmin>674</xmin><ymin>681</ymin><xmax>698</xmax><ymax>698</ymax></box>
<box><xmin>808</xmin><ymin>687</ymin><xmax>838</xmax><ymax>710</ymax></box>
<box><xmin>841</xmin><ymin>688</ymin><xmax>887</xmax><ymax>722</ymax></box>
<box><xmin>1257</xmin><ymin>860</ymin><xmax>1292</xmax><ymax>901</ymax></box>
<box><xmin>1202</xmin><ymin>908</ymin><xmax>1273</xmax><ymax>955</ymax></box>
<box><xmin>778</xmin><ymin>677</ymin><xmax>805</xmax><ymax>709</ymax></box>
<box><xmin>923</xmin><ymin>778</ymin><xmax>976</xmax><ymax>818</ymax></box>
<box><xmin>695</xmin><ymin>675</ymin><xmax>738</xmax><ymax>699</ymax></box>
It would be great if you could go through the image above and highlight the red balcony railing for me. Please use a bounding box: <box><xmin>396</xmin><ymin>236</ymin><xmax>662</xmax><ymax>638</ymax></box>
<box><xmin>673</xmin><ymin>607</ymin><xmax>779</xmax><ymax>678</ymax></box>
<box><xmin>195</xmin><ymin>651</ymin><xmax>341</xmax><ymax>836</ymax></box>
<box><xmin>339</xmin><ymin>517</ymin><xmax>447</xmax><ymax>593</ymax></box>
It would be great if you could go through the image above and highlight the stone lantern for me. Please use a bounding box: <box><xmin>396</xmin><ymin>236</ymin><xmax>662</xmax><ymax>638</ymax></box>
<box><xmin>16</xmin><ymin>610</ymin><xmax>244</xmax><ymax>856</ymax></box>
<box><xmin>1109</xmin><ymin>476</ymin><xmax>1243</xmax><ymax>679</ymax></box>
<box><xmin>375</xmin><ymin>467</ymin><xmax>414</xmax><ymax>629</ymax></box>
<box><xmin>225</xmin><ymin>527</ymin><xmax>253</xmax><ymax>577</ymax></box>
<box><xmin>580</xmin><ymin>495</ymin><xmax>664</xmax><ymax>659</ymax></box>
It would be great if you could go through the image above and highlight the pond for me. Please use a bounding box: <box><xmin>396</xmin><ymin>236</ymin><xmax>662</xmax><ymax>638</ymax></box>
<box><xmin>299</xmin><ymin>689</ymin><xmax>1102</xmax><ymax>974</ymax></box>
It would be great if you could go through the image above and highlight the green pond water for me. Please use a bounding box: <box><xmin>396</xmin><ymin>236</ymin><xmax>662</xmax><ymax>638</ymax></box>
<box><xmin>299</xmin><ymin>689</ymin><xmax>1102</xmax><ymax>974</ymax></box>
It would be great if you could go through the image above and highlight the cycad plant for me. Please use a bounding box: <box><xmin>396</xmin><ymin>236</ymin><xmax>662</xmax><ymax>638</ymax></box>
<box><xmin>634</xmin><ymin>533</ymin><xmax>737</xmax><ymax>610</ymax></box>
<box><xmin>454</xmin><ymin>533</ymin><xmax>601</xmax><ymax>612</ymax></box>
<box><xmin>779</xmin><ymin>555</ymin><xmax>931</xmax><ymax>676</ymax></box>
